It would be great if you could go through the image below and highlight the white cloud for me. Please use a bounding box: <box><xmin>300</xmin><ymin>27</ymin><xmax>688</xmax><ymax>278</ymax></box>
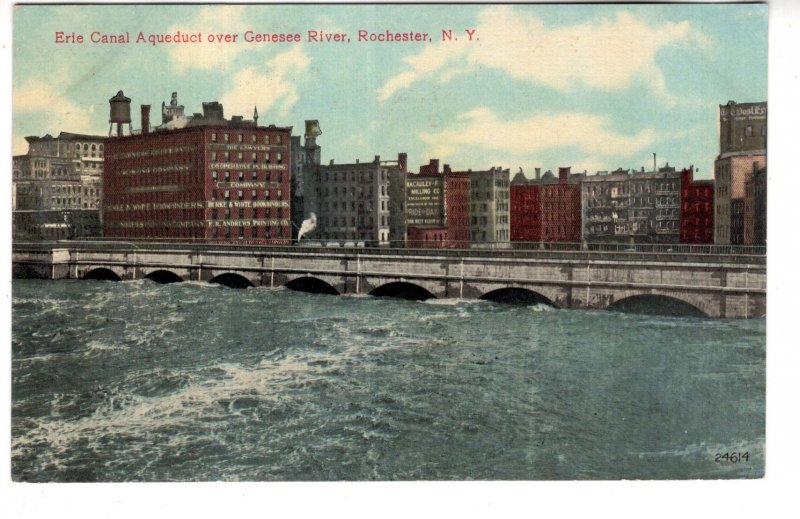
<box><xmin>419</xmin><ymin>107</ymin><xmax>655</xmax><ymax>160</ymax></box>
<box><xmin>219</xmin><ymin>45</ymin><xmax>310</xmax><ymax>120</ymax></box>
<box><xmin>13</xmin><ymin>81</ymin><xmax>97</xmax><ymax>153</ymax></box>
<box><xmin>166</xmin><ymin>6</ymin><xmax>248</xmax><ymax>73</ymax></box>
<box><xmin>380</xmin><ymin>6</ymin><xmax>701</xmax><ymax>101</ymax></box>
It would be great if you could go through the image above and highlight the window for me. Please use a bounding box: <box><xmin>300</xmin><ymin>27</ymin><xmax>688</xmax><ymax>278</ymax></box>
<box><xmin>211</xmin><ymin>132</ymin><xmax>217</xmax><ymax>142</ymax></box>
<box><xmin>224</xmin><ymin>133</ymin><xmax>229</xmax><ymax>143</ymax></box>
<box><xmin>237</xmin><ymin>134</ymin><xmax>243</xmax><ymax>143</ymax></box>
<box><xmin>276</xmin><ymin>153</ymin><xmax>282</xmax><ymax>164</ymax></box>
<box><xmin>745</xmin><ymin>125</ymin><xmax>753</xmax><ymax>137</ymax></box>
<box><xmin>238</xmin><ymin>172</ymin><xmax>244</xmax><ymax>181</ymax></box>
<box><xmin>265</xmin><ymin>135</ymin><xmax>270</xmax><ymax>144</ymax></box>
<box><xmin>276</xmin><ymin>135</ymin><xmax>282</xmax><ymax>144</ymax></box>
<box><xmin>224</xmin><ymin>171</ymin><xmax>230</xmax><ymax>181</ymax></box>
<box><xmin>211</xmin><ymin>171</ymin><xmax>217</xmax><ymax>180</ymax></box>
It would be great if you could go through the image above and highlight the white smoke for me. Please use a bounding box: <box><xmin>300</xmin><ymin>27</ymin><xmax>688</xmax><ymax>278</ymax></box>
<box><xmin>297</xmin><ymin>213</ymin><xmax>317</xmax><ymax>241</ymax></box>
<box><xmin>164</xmin><ymin>116</ymin><xmax>190</xmax><ymax>130</ymax></box>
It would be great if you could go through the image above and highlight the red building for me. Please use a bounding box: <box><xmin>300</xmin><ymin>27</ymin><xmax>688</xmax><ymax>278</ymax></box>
<box><xmin>539</xmin><ymin>168</ymin><xmax>581</xmax><ymax>243</ymax></box>
<box><xmin>680</xmin><ymin>167</ymin><xmax>714</xmax><ymax>244</ymax></box>
<box><xmin>103</xmin><ymin>94</ymin><xmax>292</xmax><ymax>244</ymax></box>
<box><xmin>406</xmin><ymin>226</ymin><xmax>448</xmax><ymax>248</ymax></box>
<box><xmin>444</xmin><ymin>167</ymin><xmax>471</xmax><ymax>248</ymax></box>
<box><xmin>510</xmin><ymin>170</ymin><xmax>541</xmax><ymax>242</ymax></box>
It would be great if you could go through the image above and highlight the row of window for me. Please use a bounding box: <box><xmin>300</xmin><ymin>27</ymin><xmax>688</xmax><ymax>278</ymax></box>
<box><xmin>210</xmin><ymin>132</ymin><xmax>283</xmax><ymax>145</ymax></box>
<box><xmin>210</xmin><ymin>151</ymin><xmax>282</xmax><ymax>164</ymax></box>
<box><xmin>211</xmin><ymin>170</ymin><xmax>284</xmax><ymax>182</ymax></box>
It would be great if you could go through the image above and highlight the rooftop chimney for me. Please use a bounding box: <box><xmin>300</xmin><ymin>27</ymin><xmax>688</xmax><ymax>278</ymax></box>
<box><xmin>558</xmin><ymin>166</ymin><xmax>571</xmax><ymax>184</ymax></box>
<box><xmin>141</xmin><ymin>105</ymin><xmax>151</xmax><ymax>135</ymax></box>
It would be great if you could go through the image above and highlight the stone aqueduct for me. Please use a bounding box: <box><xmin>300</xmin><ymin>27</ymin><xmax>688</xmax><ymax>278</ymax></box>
<box><xmin>13</xmin><ymin>243</ymin><xmax>766</xmax><ymax>319</ymax></box>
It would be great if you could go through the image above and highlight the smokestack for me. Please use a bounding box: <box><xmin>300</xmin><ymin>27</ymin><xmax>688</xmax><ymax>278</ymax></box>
<box><xmin>141</xmin><ymin>105</ymin><xmax>151</xmax><ymax>135</ymax></box>
<box><xmin>399</xmin><ymin>153</ymin><xmax>408</xmax><ymax>172</ymax></box>
<box><xmin>535</xmin><ymin>168</ymin><xmax>541</xmax><ymax>180</ymax></box>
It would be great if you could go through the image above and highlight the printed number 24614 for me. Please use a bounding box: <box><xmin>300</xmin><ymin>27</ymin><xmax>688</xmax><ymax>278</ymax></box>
<box><xmin>715</xmin><ymin>452</ymin><xmax>749</xmax><ymax>463</ymax></box>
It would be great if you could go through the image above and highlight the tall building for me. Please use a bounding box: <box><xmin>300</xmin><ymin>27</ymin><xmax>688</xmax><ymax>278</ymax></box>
<box><xmin>679</xmin><ymin>167</ymin><xmax>714</xmax><ymax>244</ymax></box>
<box><xmin>581</xmin><ymin>165</ymin><xmax>681</xmax><ymax>244</ymax></box>
<box><xmin>290</xmin><ymin>120</ymin><xmax>323</xmax><ymax>239</ymax></box>
<box><xmin>387</xmin><ymin>154</ymin><xmax>408</xmax><ymax>246</ymax></box>
<box><xmin>470</xmin><ymin>167</ymin><xmax>510</xmax><ymax>247</ymax></box>
<box><xmin>443</xmin><ymin>168</ymin><xmax>471</xmax><ymax>248</ymax></box>
<box><xmin>311</xmin><ymin>153</ymin><xmax>405</xmax><ymax>245</ymax></box>
<box><xmin>540</xmin><ymin>167</ymin><xmax>582</xmax><ymax>243</ymax></box>
<box><xmin>510</xmin><ymin>168</ymin><xmax>541</xmax><ymax>243</ymax></box>
<box><xmin>510</xmin><ymin>167</ymin><xmax>582</xmax><ymax>244</ymax></box>
<box><xmin>103</xmin><ymin>91</ymin><xmax>293</xmax><ymax>244</ymax></box>
<box><xmin>406</xmin><ymin>159</ymin><xmax>446</xmax><ymax>247</ymax></box>
<box><xmin>714</xmin><ymin>100</ymin><xmax>767</xmax><ymax>245</ymax></box>
<box><xmin>744</xmin><ymin>165</ymin><xmax>767</xmax><ymax>246</ymax></box>
<box><xmin>12</xmin><ymin>131</ymin><xmax>105</xmax><ymax>240</ymax></box>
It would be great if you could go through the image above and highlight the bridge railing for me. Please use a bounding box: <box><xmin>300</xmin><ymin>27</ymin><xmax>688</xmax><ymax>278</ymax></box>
<box><xmin>13</xmin><ymin>238</ymin><xmax>767</xmax><ymax>266</ymax></box>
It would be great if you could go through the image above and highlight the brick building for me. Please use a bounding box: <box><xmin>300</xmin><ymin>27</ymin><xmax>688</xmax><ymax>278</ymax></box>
<box><xmin>540</xmin><ymin>167</ymin><xmax>582</xmax><ymax>243</ymax></box>
<box><xmin>103</xmin><ymin>92</ymin><xmax>293</xmax><ymax>244</ymax></box>
<box><xmin>444</xmin><ymin>168</ymin><xmax>471</xmax><ymax>248</ymax></box>
<box><xmin>679</xmin><ymin>167</ymin><xmax>714</xmax><ymax>244</ymax></box>
<box><xmin>510</xmin><ymin>169</ymin><xmax>541</xmax><ymax>243</ymax></box>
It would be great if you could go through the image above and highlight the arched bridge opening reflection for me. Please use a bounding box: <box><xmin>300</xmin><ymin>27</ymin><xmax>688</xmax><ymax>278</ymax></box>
<box><xmin>480</xmin><ymin>287</ymin><xmax>557</xmax><ymax>307</ymax></box>
<box><xmin>83</xmin><ymin>268</ymin><xmax>122</xmax><ymax>281</ymax></box>
<box><xmin>144</xmin><ymin>270</ymin><xmax>183</xmax><ymax>284</ymax></box>
<box><xmin>209</xmin><ymin>273</ymin><xmax>254</xmax><ymax>289</ymax></box>
<box><xmin>608</xmin><ymin>295</ymin><xmax>708</xmax><ymax>318</ymax></box>
<box><xmin>369</xmin><ymin>282</ymin><xmax>435</xmax><ymax>301</ymax></box>
<box><xmin>285</xmin><ymin>277</ymin><xmax>340</xmax><ymax>295</ymax></box>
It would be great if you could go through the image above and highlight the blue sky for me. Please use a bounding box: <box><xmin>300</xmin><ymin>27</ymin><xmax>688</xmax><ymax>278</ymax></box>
<box><xmin>12</xmin><ymin>3</ymin><xmax>767</xmax><ymax>179</ymax></box>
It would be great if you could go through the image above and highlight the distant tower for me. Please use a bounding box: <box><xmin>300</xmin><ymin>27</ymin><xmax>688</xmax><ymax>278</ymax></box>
<box><xmin>253</xmin><ymin>106</ymin><xmax>259</xmax><ymax>126</ymax></box>
<box><xmin>161</xmin><ymin>91</ymin><xmax>185</xmax><ymax>124</ymax></box>
<box><xmin>108</xmin><ymin>90</ymin><xmax>132</xmax><ymax>136</ymax></box>
<box><xmin>304</xmin><ymin>120</ymin><xmax>322</xmax><ymax>165</ymax></box>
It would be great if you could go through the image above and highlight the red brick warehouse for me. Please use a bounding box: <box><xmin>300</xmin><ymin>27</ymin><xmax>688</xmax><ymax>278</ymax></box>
<box><xmin>680</xmin><ymin>167</ymin><xmax>714</xmax><ymax>244</ymax></box>
<box><xmin>103</xmin><ymin>91</ymin><xmax>293</xmax><ymax>245</ymax></box>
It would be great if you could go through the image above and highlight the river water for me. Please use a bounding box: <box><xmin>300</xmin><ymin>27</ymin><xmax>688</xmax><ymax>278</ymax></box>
<box><xmin>11</xmin><ymin>279</ymin><xmax>765</xmax><ymax>481</ymax></box>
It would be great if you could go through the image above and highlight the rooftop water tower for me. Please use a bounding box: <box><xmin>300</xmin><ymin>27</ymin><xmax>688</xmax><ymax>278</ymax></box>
<box><xmin>109</xmin><ymin>90</ymin><xmax>132</xmax><ymax>136</ymax></box>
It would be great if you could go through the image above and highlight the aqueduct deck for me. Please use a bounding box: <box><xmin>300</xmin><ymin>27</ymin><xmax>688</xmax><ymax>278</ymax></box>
<box><xmin>12</xmin><ymin>242</ymin><xmax>766</xmax><ymax>318</ymax></box>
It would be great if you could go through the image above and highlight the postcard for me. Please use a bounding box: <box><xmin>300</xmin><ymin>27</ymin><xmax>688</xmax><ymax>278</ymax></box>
<box><xmin>9</xmin><ymin>0</ymin><xmax>769</xmax><ymax>493</ymax></box>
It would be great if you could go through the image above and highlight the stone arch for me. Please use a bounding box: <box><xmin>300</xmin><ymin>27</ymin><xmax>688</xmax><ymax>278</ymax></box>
<box><xmin>369</xmin><ymin>281</ymin><xmax>436</xmax><ymax>301</ymax></box>
<box><xmin>285</xmin><ymin>276</ymin><xmax>340</xmax><ymax>295</ymax></box>
<box><xmin>608</xmin><ymin>294</ymin><xmax>708</xmax><ymax>318</ymax></box>
<box><xmin>83</xmin><ymin>267</ymin><xmax>122</xmax><ymax>281</ymax></box>
<box><xmin>144</xmin><ymin>269</ymin><xmax>183</xmax><ymax>284</ymax></box>
<box><xmin>480</xmin><ymin>287</ymin><xmax>558</xmax><ymax>307</ymax></box>
<box><xmin>209</xmin><ymin>272</ymin><xmax>255</xmax><ymax>289</ymax></box>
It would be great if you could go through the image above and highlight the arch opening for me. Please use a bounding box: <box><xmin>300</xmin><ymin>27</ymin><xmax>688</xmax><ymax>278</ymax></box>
<box><xmin>83</xmin><ymin>268</ymin><xmax>121</xmax><ymax>281</ymax></box>
<box><xmin>608</xmin><ymin>295</ymin><xmax>708</xmax><ymax>318</ymax></box>
<box><xmin>369</xmin><ymin>281</ymin><xmax>435</xmax><ymax>301</ymax></box>
<box><xmin>480</xmin><ymin>287</ymin><xmax>557</xmax><ymax>307</ymax></box>
<box><xmin>144</xmin><ymin>269</ymin><xmax>183</xmax><ymax>284</ymax></box>
<box><xmin>209</xmin><ymin>273</ymin><xmax>254</xmax><ymax>289</ymax></box>
<box><xmin>285</xmin><ymin>277</ymin><xmax>340</xmax><ymax>295</ymax></box>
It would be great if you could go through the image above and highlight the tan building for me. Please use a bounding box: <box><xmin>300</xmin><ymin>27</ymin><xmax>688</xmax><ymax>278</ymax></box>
<box><xmin>470</xmin><ymin>167</ymin><xmax>510</xmax><ymax>247</ymax></box>
<box><xmin>12</xmin><ymin>132</ymin><xmax>105</xmax><ymax>240</ymax></box>
<box><xmin>714</xmin><ymin>100</ymin><xmax>767</xmax><ymax>245</ymax></box>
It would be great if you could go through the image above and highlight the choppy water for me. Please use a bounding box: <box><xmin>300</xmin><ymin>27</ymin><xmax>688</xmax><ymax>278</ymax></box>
<box><xmin>11</xmin><ymin>279</ymin><xmax>765</xmax><ymax>481</ymax></box>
